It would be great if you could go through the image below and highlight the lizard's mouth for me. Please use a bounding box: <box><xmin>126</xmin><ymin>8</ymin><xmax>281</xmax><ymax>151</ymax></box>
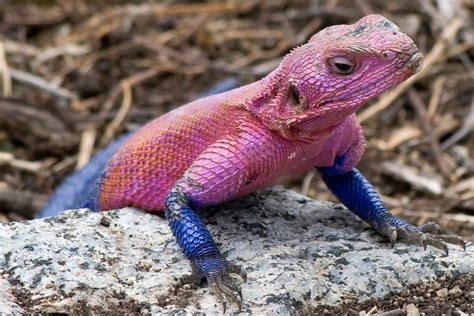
<box><xmin>406</xmin><ymin>52</ymin><xmax>423</xmax><ymax>73</ymax></box>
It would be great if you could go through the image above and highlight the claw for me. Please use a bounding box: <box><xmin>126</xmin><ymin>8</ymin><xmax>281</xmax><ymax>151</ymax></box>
<box><xmin>428</xmin><ymin>235</ymin><xmax>450</xmax><ymax>255</ymax></box>
<box><xmin>380</xmin><ymin>217</ymin><xmax>466</xmax><ymax>256</ymax></box>
<box><xmin>387</xmin><ymin>226</ymin><xmax>397</xmax><ymax>248</ymax></box>
<box><xmin>182</xmin><ymin>259</ymin><xmax>246</xmax><ymax>311</ymax></box>
<box><xmin>439</xmin><ymin>243</ymin><xmax>449</xmax><ymax>257</ymax></box>
<box><xmin>419</xmin><ymin>234</ymin><xmax>427</xmax><ymax>250</ymax></box>
<box><xmin>209</xmin><ymin>272</ymin><xmax>242</xmax><ymax>310</ymax></box>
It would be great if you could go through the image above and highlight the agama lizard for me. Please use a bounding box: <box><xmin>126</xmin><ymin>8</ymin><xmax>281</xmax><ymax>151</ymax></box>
<box><xmin>39</xmin><ymin>15</ymin><xmax>466</xmax><ymax>304</ymax></box>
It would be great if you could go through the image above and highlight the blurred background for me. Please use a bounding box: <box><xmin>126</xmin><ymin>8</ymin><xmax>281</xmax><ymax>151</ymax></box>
<box><xmin>0</xmin><ymin>0</ymin><xmax>472</xmax><ymax>240</ymax></box>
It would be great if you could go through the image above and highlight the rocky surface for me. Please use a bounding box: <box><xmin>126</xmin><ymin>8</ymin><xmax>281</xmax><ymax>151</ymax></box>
<box><xmin>0</xmin><ymin>187</ymin><xmax>472</xmax><ymax>314</ymax></box>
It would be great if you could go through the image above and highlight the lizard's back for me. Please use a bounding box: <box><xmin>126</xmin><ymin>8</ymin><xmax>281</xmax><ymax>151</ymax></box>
<box><xmin>98</xmin><ymin>83</ymin><xmax>255</xmax><ymax>211</ymax></box>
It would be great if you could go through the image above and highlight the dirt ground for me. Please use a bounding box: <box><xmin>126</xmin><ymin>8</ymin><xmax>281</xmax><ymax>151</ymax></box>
<box><xmin>0</xmin><ymin>0</ymin><xmax>473</xmax><ymax>314</ymax></box>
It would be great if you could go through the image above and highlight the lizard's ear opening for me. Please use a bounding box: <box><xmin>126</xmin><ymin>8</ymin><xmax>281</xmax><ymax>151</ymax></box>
<box><xmin>286</xmin><ymin>80</ymin><xmax>307</xmax><ymax>111</ymax></box>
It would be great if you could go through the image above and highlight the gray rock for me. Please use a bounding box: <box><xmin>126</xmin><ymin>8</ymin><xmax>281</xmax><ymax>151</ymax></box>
<box><xmin>0</xmin><ymin>187</ymin><xmax>472</xmax><ymax>314</ymax></box>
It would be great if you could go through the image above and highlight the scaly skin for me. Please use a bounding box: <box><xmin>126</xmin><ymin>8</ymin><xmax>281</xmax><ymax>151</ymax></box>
<box><xmin>42</xmin><ymin>15</ymin><xmax>465</xmax><ymax>305</ymax></box>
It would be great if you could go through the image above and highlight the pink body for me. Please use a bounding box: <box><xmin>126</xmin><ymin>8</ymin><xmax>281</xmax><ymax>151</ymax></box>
<box><xmin>100</xmin><ymin>83</ymin><xmax>363</xmax><ymax>210</ymax></box>
<box><xmin>98</xmin><ymin>14</ymin><xmax>422</xmax><ymax>212</ymax></box>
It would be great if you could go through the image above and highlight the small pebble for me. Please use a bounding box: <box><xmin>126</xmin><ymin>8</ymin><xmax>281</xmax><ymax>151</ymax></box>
<box><xmin>405</xmin><ymin>303</ymin><xmax>420</xmax><ymax>316</ymax></box>
<box><xmin>99</xmin><ymin>216</ymin><xmax>111</xmax><ymax>227</ymax></box>
<box><xmin>436</xmin><ymin>288</ymin><xmax>448</xmax><ymax>298</ymax></box>
<box><xmin>343</xmin><ymin>299</ymin><xmax>353</xmax><ymax>304</ymax></box>
<box><xmin>163</xmin><ymin>248</ymin><xmax>175</xmax><ymax>254</ymax></box>
<box><xmin>448</xmin><ymin>285</ymin><xmax>462</xmax><ymax>297</ymax></box>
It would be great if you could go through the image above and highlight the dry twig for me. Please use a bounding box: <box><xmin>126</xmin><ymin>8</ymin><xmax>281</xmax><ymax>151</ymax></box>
<box><xmin>407</xmin><ymin>89</ymin><xmax>451</xmax><ymax>178</ymax></box>
<box><xmin>427</xmin><ymin>76</ymin><xmax>445</xmax><ymax>119</ymax></box>
<box><xmin>100</xmin><ymin>67</ymin><xmax>162</xmax><ymax>146</ymax></box>
<box><xmin>381</xmin><ymin>161</ymin><xmax>443</xmax><ymax>195</ymax></box>
<box><xmin>0</xmin><ymin>39</ymin><xmax>12</xmax><ymax>97</ymax></box>
<box><xmin>441</xmin><ymin>97</ymin><xmax>474</xmax><ymax>151</ymax></box>
<box><xmin>10</xmin><ymin>68</ymin><xmax>77</xmax><ymax>100</ymax></box>
<box><xmin>76</xmin><ymin>128</ymin><xmax>97</xmax><ymax>170</ymax></box>
<box><xmin>0</xmin><ymin>187</ymin><xmax>48</xmax><ymax>218</ymax></box>
<box><xmin>59</xmin><ymin>2</ymin><xmax>253</xmax><ymax>45</ymax></box>
<box><xmin>0</xmin><ymin>152</ymin><xmax>46</xmax><ymax>173</ymax></box>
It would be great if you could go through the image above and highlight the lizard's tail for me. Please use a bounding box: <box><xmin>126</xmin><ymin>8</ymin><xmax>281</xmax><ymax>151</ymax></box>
<box><xmin>37</xmin><ymin>133</ymin><xmax>132</xmax><ymax>218</ymax></box>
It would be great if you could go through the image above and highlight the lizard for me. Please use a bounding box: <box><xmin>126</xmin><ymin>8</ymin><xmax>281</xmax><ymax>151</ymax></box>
<box><xmin>39</xmin><ymin>14</ymin><xmax>466</xmax><ymax>304</ymax></box>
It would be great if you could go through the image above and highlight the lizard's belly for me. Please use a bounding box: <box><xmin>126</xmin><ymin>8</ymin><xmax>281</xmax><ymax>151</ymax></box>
<box><xmin>233</xmin><ymin>143</ymin><xmax>333</xmax><ymax>199</ymax></box>
<box><xmin>234</xmin><ymin>120</ymin><xmax>361</xmax><ymax>200</ymax></box>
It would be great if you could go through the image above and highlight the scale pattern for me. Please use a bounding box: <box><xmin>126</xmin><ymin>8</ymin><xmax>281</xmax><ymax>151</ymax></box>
<box><xmin>98</xmin><ymin>95</ymin><xmax>242</xmax><ymax>211</ymax></box>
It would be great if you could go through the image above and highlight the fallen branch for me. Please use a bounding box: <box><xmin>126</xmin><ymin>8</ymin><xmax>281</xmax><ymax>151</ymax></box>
<box><xmin>0</xmin><ymin>152</ymin><xmax>47</xmax><ymax>173</ymax></box>
<box><xmin>10</xmin><ymin>68</ymin><xmax>77</xmax><ymax>100</ymax></box>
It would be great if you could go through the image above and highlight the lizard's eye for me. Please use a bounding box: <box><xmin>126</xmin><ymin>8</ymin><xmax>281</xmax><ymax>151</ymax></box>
<box><xmin>327</xmin><ymin>56</ymin><xmax>356</xmax><ymax>75</ymax></box>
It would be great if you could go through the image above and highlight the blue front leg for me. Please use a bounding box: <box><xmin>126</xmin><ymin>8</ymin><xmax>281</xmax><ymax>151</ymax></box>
<box><xmin>317</xmin><ymin>155</ymin><xmax>465</xmax><ymax>254</ymax></box>
<box><xmin>165</xmin><ymin>183</ymin><xmax>244</xmax><ymax>304</ymax></box>
<box><xmin>166</xmin><ymin>185</ymin><xmax>225</xmax><ymax>274</ymax></box>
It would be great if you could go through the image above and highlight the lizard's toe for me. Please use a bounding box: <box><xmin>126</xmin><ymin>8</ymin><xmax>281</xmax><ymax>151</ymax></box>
<box><xmin>420</xmin><ymin>221</ymin><xmax>440</xmax><ymax>234</ymax></box>
<box><xmin>225</xmin><ymin>261</ymin><xmax>247</xmax><ymax>281</ymax></box>
<box><xmin>208</xmin><ymin>269</ymin><xmax>242</xmax><ymax>310</ymax></box>
<box><xmin>425</xmin><ymin>233</ymin><xmax>466</xmax><ymax>253</ymax></box>
<box><xmin>386</xmin><ymin>225</ymin><xmax>398</xmax><ymax>248</ymax></box>
<box><xmin>380</xmin><ymin>218</ymin><xmax>466</xmax><ymax>255</ymax></box>
<box><xmin>181</xmin><ymin>256</ymin><xmax>246</xmax><ymax>310</ymax></box>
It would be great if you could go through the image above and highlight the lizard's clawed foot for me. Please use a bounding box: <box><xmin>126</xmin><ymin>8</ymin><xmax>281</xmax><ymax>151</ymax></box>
<box><xmin>380</xmin><ymin>218</ymin><xmax>466</xmax><ymax>256</ymax></box>
<box><xmin>209</xmin><ymin>260</ymin><xmax>247</xmax><ymax>310</ymax></box>
<box><xmin>178</xmin><ymin>257</ymin><xmax>246</xmax><ymax>311</ymax></box>
<box><xmin>208</xmin><ymin>264</ymin><xmax>244</xmax><ymax>310</ymax></box>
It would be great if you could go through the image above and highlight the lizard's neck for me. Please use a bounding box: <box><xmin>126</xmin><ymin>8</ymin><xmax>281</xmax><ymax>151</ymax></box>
<box><xmin>246</xmin><ymin>67</ymin><xmax>285</xmax><ymax>112</ymax></box>
<box><xmin>244</xmin><ymin>67</ymin><xmax>291</xmax><ymax>131</ymax></box>
<box><xmin>242</xmin><ymin>66</ymin><xmax>337</xmax><ymax>142</ymax></box>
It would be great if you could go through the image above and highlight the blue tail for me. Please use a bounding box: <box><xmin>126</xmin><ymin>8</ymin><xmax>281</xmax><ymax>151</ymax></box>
<box><xmin>37</xmin><ymin>133</ymin><xmax>132</xmax><ymax>218</ymax></box>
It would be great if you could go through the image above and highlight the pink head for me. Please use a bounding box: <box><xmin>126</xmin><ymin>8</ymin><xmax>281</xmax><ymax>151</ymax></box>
<box><xmin>250</xmin><ymin>14</ymin><xmax>423</xmax><ymax>138</ymax></box>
